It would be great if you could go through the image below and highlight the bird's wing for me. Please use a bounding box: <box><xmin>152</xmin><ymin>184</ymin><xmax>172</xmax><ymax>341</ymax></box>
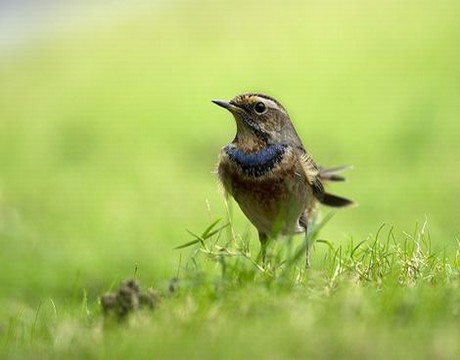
<box><xmin>297</xmin><ymin>148</ymin><xmax>354</xmax><ymax>207</ymax></box>
<box><xmin>298</xmin><ymin>150</ymin><xmax>325</xmax><ymax>201</ymax></box>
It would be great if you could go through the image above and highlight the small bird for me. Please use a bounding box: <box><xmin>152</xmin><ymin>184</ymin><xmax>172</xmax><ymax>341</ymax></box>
<box><xmin>213</xmin><ymin>93</ymin><xmax>353</xmax><ymax>267</ymax></box>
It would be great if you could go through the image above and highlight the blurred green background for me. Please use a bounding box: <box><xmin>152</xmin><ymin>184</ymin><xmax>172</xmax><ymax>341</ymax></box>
<box><xmin>0</xmin><ymin>0</ymin><xmax>459</xmax><ymax>310</ymax></box>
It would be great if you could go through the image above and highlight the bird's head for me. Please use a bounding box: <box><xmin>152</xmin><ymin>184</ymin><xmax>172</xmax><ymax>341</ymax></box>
<box><xmin>212</xmin><ymin>93</ymin><xmax>302</xmax><ymax>151</ymax></box>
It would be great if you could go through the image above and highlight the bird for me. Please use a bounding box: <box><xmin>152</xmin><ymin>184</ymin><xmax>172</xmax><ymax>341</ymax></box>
<box><xmin>213</xmin><ymin>93</ymin><xmax>353</xmax><ymax>267</ymax></box>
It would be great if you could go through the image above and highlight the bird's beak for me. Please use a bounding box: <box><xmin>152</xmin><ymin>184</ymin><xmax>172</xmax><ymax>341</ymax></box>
<box><xmin>212</xmin><ymin>99</ymin><xmax>231</xmax><ymax>110</ymax></box>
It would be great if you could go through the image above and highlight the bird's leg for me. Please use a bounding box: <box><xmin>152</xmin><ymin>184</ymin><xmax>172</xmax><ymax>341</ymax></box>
<box><xmin>300</xmin><ymin>213</ymin><xmax>311</xmax><ymax>268</ymax></box>
<box><xmin>258</xmin><ymin>232</ymin><xmax>269</xmax><ymax>265</ymax></box>
<box><xmin>305</xmin><ymin>224</ymin><xmax>311</xmax><ymax>268</ymax></box>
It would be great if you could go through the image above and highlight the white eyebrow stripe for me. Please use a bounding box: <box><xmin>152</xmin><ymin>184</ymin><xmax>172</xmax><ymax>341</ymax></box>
<box><xmin>258</xmin><ymin>97</ymin><xmax>287</xmax><ymax>114</ymax></box>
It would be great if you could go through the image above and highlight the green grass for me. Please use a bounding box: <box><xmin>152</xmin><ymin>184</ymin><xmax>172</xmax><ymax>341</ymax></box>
<box><xmin>1</xmin><ymin>219</ymin><xmax>459</xmax><ymax>359</ymax></box>
<box><xmin>1</xmin><ymin>0</ymin><xmax>459</xmax><ymax>358</ymax></box>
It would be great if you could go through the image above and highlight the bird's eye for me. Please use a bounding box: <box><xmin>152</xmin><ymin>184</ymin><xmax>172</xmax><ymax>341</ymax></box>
<box><xmin>254</xmin><ymin>102</ymin><xmax>267</xmax><ymax>114</ymax></box>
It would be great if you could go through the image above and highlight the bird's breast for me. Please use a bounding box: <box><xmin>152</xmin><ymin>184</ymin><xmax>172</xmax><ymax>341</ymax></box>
<box><xmin>218</xmin><ymin>143</ymin><xmax>303</xmax><ymax>186</ymax></box>
<box><xmin>217</xmin><ymin>144</ymin><xmax>311</xmax><ymax>235</ymax></box>
<box><xmin>222</xmin><ymin>143</ymin><xmax>288</xmax><ymax>178</ymax></box>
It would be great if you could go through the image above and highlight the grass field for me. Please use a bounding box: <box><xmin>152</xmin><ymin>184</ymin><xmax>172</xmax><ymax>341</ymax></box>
<box><xmin>1</xmin><ymin>0</ymin><xmax>459</xmax><ymax>358</ymax></box>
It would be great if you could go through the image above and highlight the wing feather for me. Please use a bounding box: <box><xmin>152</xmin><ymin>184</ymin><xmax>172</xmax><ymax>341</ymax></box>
<box><xmin>298</xmin><ymin>150</ymin><xmax>325</xmax><ymax>201</ymax></box>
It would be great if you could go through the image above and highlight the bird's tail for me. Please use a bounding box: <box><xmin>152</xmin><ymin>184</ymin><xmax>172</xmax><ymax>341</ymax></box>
<box><xmin>320</xmin><ymin>192</ymin><xmax>354</xmax><ymax>207</ymax></box>
<box><xmin>319</xmin><ymin>165</ymin><xmax>353</xmax><ymax>182</ymax></box>
<box><xmin>318</xmin><ymin>165</ymin><xmax>354</xmax><ymax>207</ymax></box>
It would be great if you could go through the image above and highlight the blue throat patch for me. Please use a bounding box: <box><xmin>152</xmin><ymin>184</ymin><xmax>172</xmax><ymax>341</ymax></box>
<box><xmin>225</xmin><ymin>144</ymin><xmax>288</xmax><ymax>177</ymax></box>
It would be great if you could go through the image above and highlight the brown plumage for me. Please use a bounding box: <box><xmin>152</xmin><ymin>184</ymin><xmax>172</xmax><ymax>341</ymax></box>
<box><xmin>213</xmin><ymin>93</ymin><xmax>353</xmax><ymax>266</ymax></box>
